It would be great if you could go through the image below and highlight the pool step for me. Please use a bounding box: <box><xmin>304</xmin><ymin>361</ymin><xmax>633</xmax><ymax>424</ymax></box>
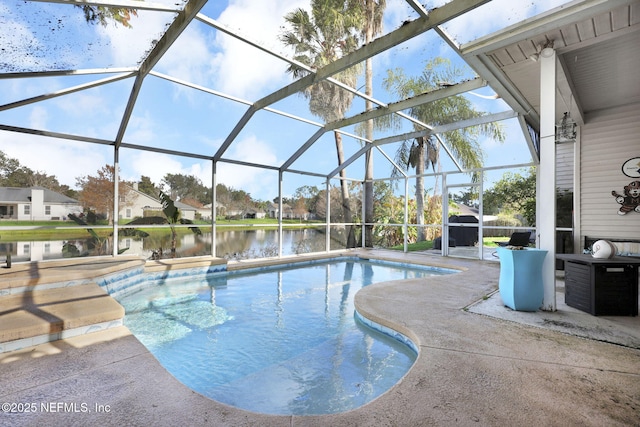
<box><xmin>0</xmin><ymin>283</ymin><xmax>125</xmax><ymax>353</ymax></box>
<box><xmin>0</xmin><ymin>256</ymin><xmax>145</xmax><ymax>295</ymax></box>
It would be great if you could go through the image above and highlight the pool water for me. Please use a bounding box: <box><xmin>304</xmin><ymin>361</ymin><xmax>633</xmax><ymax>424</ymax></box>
<box><xmin>119</xmin><ymin>258</ymin><xmax>454</xmax><ymax>415</ymax></box>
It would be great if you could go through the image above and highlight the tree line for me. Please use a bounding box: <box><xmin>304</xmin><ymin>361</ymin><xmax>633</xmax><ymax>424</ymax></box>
<box><xmin>0</xmin><ymin>151</ymin><xmax>263</xmax><ymax>219</ymax></box>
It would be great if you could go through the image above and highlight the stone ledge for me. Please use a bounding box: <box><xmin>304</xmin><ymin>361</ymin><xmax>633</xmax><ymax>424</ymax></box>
<box><xmin>0</xmin><ymin>256</ymin><xmax>146</xmax><ymax>293</ymax></box>
<box><xmin>0</xmin><ymin>283</ymin><xmax>124</xmax><ymax>345</ymax></box>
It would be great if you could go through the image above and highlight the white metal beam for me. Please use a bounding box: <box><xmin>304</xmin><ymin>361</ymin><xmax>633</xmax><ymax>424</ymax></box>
<box><xmin>214</xmin><ymin>0</ymin><xmax>490</xmax><ymax>170</ymax></box>
<box><xmin>0</xmin><ymin>68</ymin><xmax>137</xmax><ymax>79</ymax></box>
<box><xmin>150</xmin><ymin>71</ymin><xmax>324</xmax><ymax>128</ymax></box>
<box><xmin>0</xmin><ymin>124</ymin><xmax>113</xmax><ymax>145</ymax></box>
<box><xmin>216</xmin><ymin>157</ymin><xmax>280</xmax><ymax>172</ymax></box>
<box><xmin>280</xmin><ymin>128</ymin><xmax>326</xmax><ymax>171</ymax></box>
<box><xmin>196</xmin><ymin>12</ymin><xmax>394</xmax><ymax>115</ymax></box>
<box><xmin>26</xmin><ymin>0</ymin><xmax>180</xmax><ymax>13</ymax></box>
<box><xmin>213</xmin><ymin>106</ymin><xmax>257</xmax><ymax>160</ymax></box>
<box><xmin>517</xmin><ymin>115</ymin><xmax>541</xmax><ymax>162</ymax></box>
<box><xmin>114</xmin><ymin>0</ymin><xmax>207</xmax><ymax>148</ymax></box>
<box><xmin>325</xmin><ymin>78</ymin><xmax>487</xmax><ymax>131</ymax></box>
<box><xmin>254</xmin><ymin>0</ymin><xmax>490</xmax><ymax>111</ymax></box>
<box><xmin>0</xmin><ymin>73</ymin><xmax>134</xmax><ymax>111</ymax></box>
<box><xmin>365</xmin><ymin>110</ymin><xmax>517</xmax><ymax>147</ymax></box>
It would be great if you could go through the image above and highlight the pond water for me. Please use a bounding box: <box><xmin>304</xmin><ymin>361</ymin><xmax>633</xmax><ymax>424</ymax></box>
<box><xmin>2</xmin><ymin>228</ymin><xmax>340</xmax><ymax>262</ymax></box>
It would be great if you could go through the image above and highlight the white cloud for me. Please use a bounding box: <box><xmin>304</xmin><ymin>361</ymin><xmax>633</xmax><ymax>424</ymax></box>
<box><xmin>98</xmin><ymin>9</ymin><xmax>177</xmax><ymax>67</ymax></box>
<box><xmin>208</xmin><ymin>0</ymin><xmax>307</xmax><ymax>100</ymax></box>
<box><xmin>125</xmin><ymin>151</ymin><xmax>185</xmax><ymax>186</ymax></box>
<box><xmin>121</xmin><ymin>134</ymin><xmax>280</xmax><ymax>200</ymax></box>
<box><xmin>28</xmin><ymin>106</ymin><xmax>49</xmax><ymax>129</ymax></box>
<box><xmin>125</xmin><ymin>111</ymin><xmax>157</xmax><ymax>145</ymax></box>
<box><xmin>226</xmin><ymin>134</ymin><xmax>279</xmax><ymax>166</ymax></box>
<box><xmin>1</xmin><ymin>131</ymin><xmax>109</xmax><ymax>188</ymax></box>
<box><xmin>214</xmin><ymin>134</ymin><xmax>280</xmax><ymax>199</ymax></box>
<box><xmin>156</xmin><ymin>26</ymin><xmax>213</xmax><ymax>88</ymax></box>
<box><xmin>56</xmin><ymin>91</ymin><xmax>109</xmax><ymax>118</ymax></box>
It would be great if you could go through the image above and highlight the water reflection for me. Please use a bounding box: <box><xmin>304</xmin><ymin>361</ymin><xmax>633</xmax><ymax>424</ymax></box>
<box><xmin>2</xmin><ymin>228</ymin><xmax>351</xmax><ymax>262</ymax></box>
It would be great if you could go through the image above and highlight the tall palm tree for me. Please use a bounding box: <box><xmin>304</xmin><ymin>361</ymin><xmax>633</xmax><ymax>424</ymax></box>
<box><xmin>356</xmin><ymin>0</ymin><xmax>386</xmax><ymax>247</ymax></box>
<box><xmin>280</xmin><ymin>0</ymin><xmax>363</xmax><ymax>247</ymax></box>
<box><xmin>384</xmin><ymin>58</ymin><xmax>505</xmax><ymax>241</ymax></box>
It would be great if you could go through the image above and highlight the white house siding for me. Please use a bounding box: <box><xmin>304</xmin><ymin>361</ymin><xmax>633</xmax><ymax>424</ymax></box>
<box><xmin>555</xmin><ymin>142</ymin><xmax>574</xmax><ymax>192</ymax></box>
<box><xmin>119</xmin><ymin>188</ymin><xmax>162</xmax><ymax>220</ymax></box>
<box><xmin>579</xmin><ymin>103</ymin><xmax>640</xmax><ymax>245</ymax></box>
<box><xmin>119</xmin><ymin>187</ymin><xmax>198</xmax><ymax>221</ymax></box>
<box><xmin>11</xmin><ymin>189</ymin><xmax>81</xmax><ymax>221</ymax></box>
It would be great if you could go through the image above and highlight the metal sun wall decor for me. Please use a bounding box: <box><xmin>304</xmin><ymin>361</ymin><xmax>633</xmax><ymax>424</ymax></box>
<box><xmin>612</xmin><ymin>157</ymin><xmax>640</xmax><ymax>215</ymax></box>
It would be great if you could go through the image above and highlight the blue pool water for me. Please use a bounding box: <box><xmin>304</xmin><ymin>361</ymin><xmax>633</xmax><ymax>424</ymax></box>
<box><xmin>119</xmin><ymin>258</ymin><xmax>455</xmax><ymax>415</ymax></box>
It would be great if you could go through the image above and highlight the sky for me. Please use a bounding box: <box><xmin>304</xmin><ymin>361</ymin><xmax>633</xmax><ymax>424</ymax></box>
<box><xmin>0</xmin><ymin>0</ymin><xmax>571</xmax><ymax>202</ymax></box>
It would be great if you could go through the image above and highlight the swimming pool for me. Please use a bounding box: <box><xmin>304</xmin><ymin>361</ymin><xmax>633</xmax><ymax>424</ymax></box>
<box><xmin>119</xmin><ymin>258</ymin><xmax>455</xmax><ymax>415</ymax></box>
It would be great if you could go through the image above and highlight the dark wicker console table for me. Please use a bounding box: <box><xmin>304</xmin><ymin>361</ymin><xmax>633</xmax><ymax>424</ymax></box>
<box><xmin>556</xmin><ymin>254</ymin><xmax>640</xmax><ymax>316</ymax></box>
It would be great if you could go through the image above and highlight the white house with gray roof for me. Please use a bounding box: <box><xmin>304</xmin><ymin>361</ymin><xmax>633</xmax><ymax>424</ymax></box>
<box><xmin>0</xmin><ymin>187</ymin><xmax>82</xmax><ymax>221</ymax></box>
<box><xmin>120</xmin><ymin>184</ymin><xmax>197</xmax><ymax>221</ymax></box>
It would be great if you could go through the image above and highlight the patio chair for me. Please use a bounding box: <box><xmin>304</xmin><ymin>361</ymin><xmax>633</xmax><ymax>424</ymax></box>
<box><xmin>495</xmin><ymin>231</ymin><xmax>532</xmax><ymax>247</ymax></box>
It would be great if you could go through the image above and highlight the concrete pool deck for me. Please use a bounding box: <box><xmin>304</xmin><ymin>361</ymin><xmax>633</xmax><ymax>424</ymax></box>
<box><xmin>1</xmin><ymin>250</ymin><xmax>638</xmax><ymax>426</ymax></box>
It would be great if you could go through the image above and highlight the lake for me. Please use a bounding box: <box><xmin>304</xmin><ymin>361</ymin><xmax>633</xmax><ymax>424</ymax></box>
<box><xmin>1</xmin><ymin>227</ymin><xmax>353</xmax><ymax>263</ymax></box>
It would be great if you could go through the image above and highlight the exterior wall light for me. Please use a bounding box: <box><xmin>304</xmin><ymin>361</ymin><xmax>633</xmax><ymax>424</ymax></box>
<box><xmin>540</xmin><ymin>47</ymin><xmax>555</xmax><ymax>58</ymax></box>
<box><xmin>556</xmin><ymin>112</ymin><xmax>577</xmax><ymax>143</ymax></box>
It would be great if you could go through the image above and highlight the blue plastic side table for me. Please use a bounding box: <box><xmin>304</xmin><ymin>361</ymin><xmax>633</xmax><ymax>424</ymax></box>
<box><xmin>497</xmin><ymin>247</ymin><xmax>548</xmax><ymax>311</ymax></box>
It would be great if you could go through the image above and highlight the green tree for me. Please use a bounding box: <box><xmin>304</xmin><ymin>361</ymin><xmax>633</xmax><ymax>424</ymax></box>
<box><xmin>0</xmin><ymin>151</ymin><xmax>30</xmax><ymax>187</ymax></box>
<box><xmin>450</xmin><ymin>188</ymin><xmax>479</xmax><ymax>208</ymax></box>
<box><xmin>78</xmin><ymin>5</ymin><xmax>138</xmax><ymax>28</ymax></box>
<box><xmin>280</xmin><ymin>0</ymin><xmax>362</xmax><ymax>247</ymax></box>
<box><xmin>76</xmin><ymin>165</ymin><xmax>133</xmax><ymax>224</ymax></box>
<box><xmin>293</xmin><ymin>185</ymin><xmax>321</xmax><ymax>214</ymax></box>
<box><xmin>162</xmin><ymin>173</ymin><xmax>211</xmax><ymax>205</ymax></box>
<box><xmin>383</xmin><ymin>58</ymin><xmax>505</xmax><ymax>241</ymax></box>
<box><xmin>483</xmin><ymin>168</ymin><xmax>537</xmax><ymax>226</ymax></box>
<box><xmin>217</xmin><ymin>184</ymin><xmax>257</xmax><ymax>217</ymax></box>
<box><xmin>0</xmin><ymin>150</ymin><xmax>73</xmax><ymax>196</ymax></box>
<box><xmin>137</xmin><ymin>175</ymin><xmax>159</xmax><ymax>198</ymax></box>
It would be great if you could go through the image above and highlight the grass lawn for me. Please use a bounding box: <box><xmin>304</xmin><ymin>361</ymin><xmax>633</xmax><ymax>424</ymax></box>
<box><xmin>0</xmin><ymin>218</ymin><xmax>325</xmax><ymax>240</ymax></box>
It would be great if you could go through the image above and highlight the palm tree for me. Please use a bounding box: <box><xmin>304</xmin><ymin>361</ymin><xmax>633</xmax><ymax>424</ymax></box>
<box><xmin>280</xmin><ymin>0</ymin><xmax>363</xmax><ymax>247</ymax></box>
<box><xmin>384</xmin><ymin>58</ymin><xmax>505</xmax><ymax>241</ymax></box>
<box><xmin>355</xmin><ymin>0</ymin><xmax>386</xmax><ymax>247</ymax></box>
<box><xmin>124</xmin><ymin>191</ymin><xmax>202</xmax><ymax>259</ymax></box>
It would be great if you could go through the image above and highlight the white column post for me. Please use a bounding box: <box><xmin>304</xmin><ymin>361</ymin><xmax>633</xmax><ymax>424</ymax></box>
<box><xmin>326</xmin><ymin>179</ymin><xmax>331</xmax><ymax>252</ymax></box>
<box><xmin>404</xmin><ymin>177</ymin><xmax>409</xmax><ymax>253</ymax></box>
<box><xmin>212</xmin><ymin>160</ymin><xmax>217</xmax><ymax>258</ymax></box>
<box><xmin>112</xmin><ymin>148</ymin><xmax>119</xmax><ymax>257</ymax></box>
<box><xmin>441</xmin><ymin>173</ymin><xmax>448</xmax><ymax>256</ymax></box>
<box><xmin>478</xmin><ymin>172</ymin><xmax>484</xmax><ymax>260</ymax></box>
<box><xmin>361</xmin><ymin>181</ymin><xmax>366</xmax><ymax>248</ymax></box>
<box><xmin>539</xmin><ymin>47</ymin><xmax>557</xmax><ymax>311</ymax></box>
<box><xmin>278</xmin><ymin>171</ymin><xmax>284</xmax><ymax>257</ymax></box>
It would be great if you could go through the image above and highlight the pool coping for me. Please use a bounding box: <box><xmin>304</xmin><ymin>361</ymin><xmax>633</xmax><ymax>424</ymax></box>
<box><xmin>1</xmin><ymin>250</ymin><xmax>639</xmax><ymax>426</ymax></box>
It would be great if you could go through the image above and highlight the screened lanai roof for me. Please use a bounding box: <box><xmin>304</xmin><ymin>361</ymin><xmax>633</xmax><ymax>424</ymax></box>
<box><xmin>1</xmin><ymin>0</ymin><xmax>638</xmax><ymax>198</ymax></box>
